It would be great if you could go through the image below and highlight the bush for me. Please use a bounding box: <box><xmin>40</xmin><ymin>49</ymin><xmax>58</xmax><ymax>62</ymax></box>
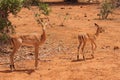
<box><xmin>0</xmin><ymin>0</ymin><xmax>24</xmax><ymax>34</ymax></box>
<box><xmin>0</xmin><ymin>0</ymin><xmax>50</xmax><ymax>43</ymax></box>
<box><xmin>38</xmin><ymin>3</ymin><xmax>51</xmax><ymax>15</ymax></box>
<box><xmin>0</xmin><ymin>0</ymin><xmax>24</xmax><ymax>44</ymax></box>
<box><xmin>99</xmin><ymin>0</ymin><xmax>115</xmax><ymax>19</ymax></box>
<box><xmin>22</xmin><ymin>0</ymin><xmax>40</xmax><ymax>8</ymax></box>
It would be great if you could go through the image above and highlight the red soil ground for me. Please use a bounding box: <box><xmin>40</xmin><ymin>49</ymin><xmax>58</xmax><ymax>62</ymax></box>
<box><xmin>0</xmin><ymin>1</ymin><xmax>120</xmax><ymax>80</ymax></box>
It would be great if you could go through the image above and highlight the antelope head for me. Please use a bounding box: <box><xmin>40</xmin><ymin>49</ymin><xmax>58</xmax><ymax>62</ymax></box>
<box><xmin>94</xmin><ymin>23</ymin><xmax>104</xmax><ymax>33</ymax></box>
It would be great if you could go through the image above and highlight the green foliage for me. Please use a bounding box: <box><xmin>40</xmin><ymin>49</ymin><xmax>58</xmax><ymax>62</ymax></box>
<box><xmin>22</xmin><ymin>0</ymin><xmax>40</xmax><ymax>8</ymax></box>
<box><xmin>0</xmin><ymin>33</ymin><xmax>9</xmax><ymax>42</ymax></box>
<box><xmin>0</xmin><ymin>17</ymin><xmax>7</xmax><ymax>31</ymax></box>
<box><xmin>0</xmin><ymin>0</ymin><xmax>50</xmax><ymax>43</ymax></box>
<box><xmin>99</xmin><ymin>0</ymin><xmax>115</xmax><ymax>19</ymax></box>
<box><xmin>0</xmin><ymin>0</ymin><xmax>23</xmax><ymax>15</ymax></box>
<box><xmin>38</xmin><ymin>3</ymin><xmax>51</xmax><ymax>15</ymax></box>
<box><xmin>0</xmin><ymin>0</ymin><xmax>24</xmax><ymax>34</ymax></box>
<box><xmin>22</xmin><ymin>0</ymin><xmax>51</xmax><ymax>15</ymax></box>
<box><xmin>0</xmin><ymin>0</ymin><xmax>24</xmax><ymax>43</ymax></box>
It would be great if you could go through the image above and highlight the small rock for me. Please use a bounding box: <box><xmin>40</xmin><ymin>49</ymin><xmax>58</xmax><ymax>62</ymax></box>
<box><xmin>84</xmin><ymin>13</ymin><xmax>87</xmax><ymax>17</ymax></box>
<box><xmin>88</xmin><ymin>19</ymin><xmax>90</xmax><ymax>21</ymax></box>
<box><xmin>61</xmin><ymin>7</ymin><xmax>65</xmax><ymax>9</ymax></box>
<box><xmin>113</xmin><ymin>46</ymin><xmax>119</xmax><ymax>50</ymax></box>
<box><xmin>29</xmin><ymin>53</ymin><xmax>34</xmax><ymax>56</ymax></box>
<box><xmin>80</xmin><ymin>6</ymin><xmax>83</xmax><ymax>8</ymax></box>
<box><xmin>48</xmin><ymin>68</ymin><xmax>51</xmax><ymax>70</ymax></box>
<box><xmin>106</xmin><ymin>46</ymin><xmax>110</xmax><ymax>48</ymax></box>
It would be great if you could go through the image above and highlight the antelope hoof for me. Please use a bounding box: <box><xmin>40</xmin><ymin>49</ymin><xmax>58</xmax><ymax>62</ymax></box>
<box><xmin>83</xmin><ymin>56</ymin><xmax>86</xmax><ymax>61</ymax></box>
<box><xmin>91</xmin><ymin>54</ymin><xmax>94</xmax><ymax>59</ymax></box>
<box><xmin>77</xmin><ymin>55</ymin><xmax>79</xmax><ymax>60</ymax></box>
<box><xmin>10</xmin><ymin>65</ymin><xmax>15</xmax><ymax>71</ymax></box>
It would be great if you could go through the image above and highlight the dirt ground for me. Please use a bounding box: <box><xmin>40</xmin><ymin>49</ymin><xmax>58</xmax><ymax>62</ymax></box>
<box><xmin>0</xmin><ymin>1</ymin><xmax>120</xmax><ymax>80</ymax></box>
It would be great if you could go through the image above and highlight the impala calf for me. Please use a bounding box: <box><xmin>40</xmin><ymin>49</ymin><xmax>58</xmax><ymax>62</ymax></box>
<box><xmin>77</xmin><ymin>23</ymin><xmax>104</xmax><ymax>60</ymax></box>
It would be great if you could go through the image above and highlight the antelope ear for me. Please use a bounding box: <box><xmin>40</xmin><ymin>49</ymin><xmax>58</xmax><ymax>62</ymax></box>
<box><xmin>94</xmin><ymin>23</ymin><xmax>99</xmax><ymax>27</ymax></box>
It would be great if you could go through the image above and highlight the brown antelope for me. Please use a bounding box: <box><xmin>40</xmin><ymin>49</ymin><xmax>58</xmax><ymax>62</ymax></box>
<box><xmin>9</xmin><ymin>18</ymin><xmax>48</xmax><ymax>71</ymax></box>
<box><xmin>77</xmin><ymin>23</ymin><xmax>104</xmax><ymax>60</ymax></box>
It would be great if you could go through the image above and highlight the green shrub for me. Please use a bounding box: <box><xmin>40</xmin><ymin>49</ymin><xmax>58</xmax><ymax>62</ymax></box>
<box><xmin>0</xmin><ymin>0</ymin><xmax>50</xmax><ymax>43</ymax></box>
<box><xmin>0</xmin><ymin>33</ymin><xmax>8</xmax><ymax>41</ymax></box>
<box><xmin>38</xmin><ymin>3</ymin><xmax>51</xmax><ymax>15</ymax></box>
<box><xmin>0</xmin><ymin>0</ymin><xmax>24</xmax><ymax>35</ymax></box>
<box><xmin>99</xmin><ymin>0</ymin><xmax>115</xmax><ymax>19</ymax></box>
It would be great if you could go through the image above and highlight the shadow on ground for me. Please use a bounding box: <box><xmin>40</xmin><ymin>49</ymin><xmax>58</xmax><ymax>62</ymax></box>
<box><xmin>0</xmin><ymin>69</ymin><xmax>35</xmax><ymax>75</ymax></box>
<box><xmin>71</xmin><ymin>57</ymin><xmax>94</xmax><ymax>62</ymax></box>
